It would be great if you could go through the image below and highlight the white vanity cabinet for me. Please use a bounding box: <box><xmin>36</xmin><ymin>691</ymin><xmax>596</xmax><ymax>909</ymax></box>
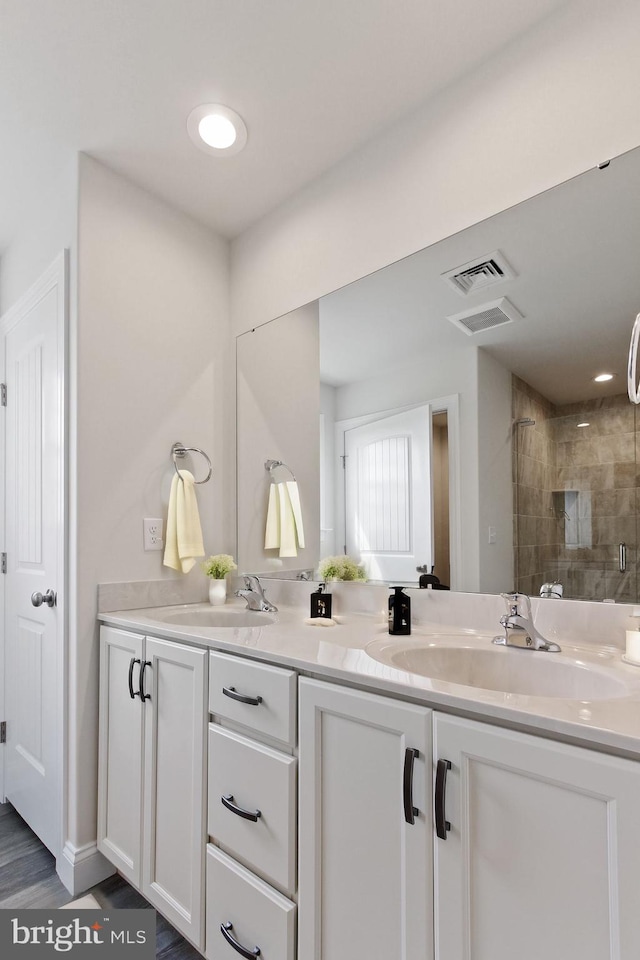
<box><xmin>206</xmin><ymin>650</ymin><xmax>298</xmax><ymax>960</ymax></box>
<box><xmin>298</xmin><ymin>677</ymin><xmax>433</xmax><ymax>960</ymax></box>
<box><xmin>433</xmin><ymin>713</ymin><xmax>640</xmax><ymax>960</ymax></box>
<box><xmin>98</xmin><ymin>626</ymin><xmax>208</xmax><ymax>949</ymax></box>
<box><xmin>98</xmin><ymin>617</ymin><xmax>640</xmax><ymax>960</ymax></box>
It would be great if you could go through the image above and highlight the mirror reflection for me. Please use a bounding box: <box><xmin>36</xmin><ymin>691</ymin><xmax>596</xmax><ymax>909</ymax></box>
<box><xmin>237</xmin><ymin>145</ymin><xmax>640</xmax><ymax>602</ymax></box>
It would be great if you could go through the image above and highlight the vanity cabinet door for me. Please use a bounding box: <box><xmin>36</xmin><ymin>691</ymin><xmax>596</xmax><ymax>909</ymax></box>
<box><xmin>433</xmin><ymin>714</ymin><xmax>640</xmax><ymax>960</ymax></box>
<box><xmin>298</xmin><ymin>677</ymin><xmax>433</xmax><ymax>960</ymax></box>
<box><xmin>141</xmin><ymin>637</ymin><xmax>208</xmax><ymax>950</ymax></box>
<box><xmin>97</xmin><ymin>626</ymin><xmax>145</xmax><ymax>887</ymax></box>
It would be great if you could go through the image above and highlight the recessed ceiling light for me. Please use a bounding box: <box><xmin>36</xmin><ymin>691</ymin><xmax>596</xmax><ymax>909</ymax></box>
<box><xmin>593</xmin><ymin>372</ymin><xmax>614</xmax><ymax>382</ymax></box>
<box><xmin>577</xmin><ymin>422</ymin><xmax>590</xmax><ymax>428</ymax></box>
<box><xmin>199</xmin><ymin>114</ymin><xmax>237</xmax><ymax>149</ymax></box>
<box><xmin>187</xmin><ymin>104</ymin><xmax>247</xmax><ymax>156</ymax></box>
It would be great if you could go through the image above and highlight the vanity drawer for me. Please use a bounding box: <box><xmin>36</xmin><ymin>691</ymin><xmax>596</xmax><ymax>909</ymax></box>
<box><xmin>208</xmin><ymin>724</ymin><xmax>296</xmax><ymax>894</ymax></box>
<box><xmin>209</xmin><ymin>651</ymin><xmax>296</xmax><ymax>746</ymax></box>
<box><xmin>206</xmin><ymin>844</ymin><xmax>296</xmax><ymax>960</ymax></box>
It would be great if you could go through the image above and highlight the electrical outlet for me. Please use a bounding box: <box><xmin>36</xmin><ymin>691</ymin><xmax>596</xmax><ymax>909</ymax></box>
<box><xmin>144</xmin><ymin>518</ymin><xmax>164</xmax><ymax>551</ymax></box>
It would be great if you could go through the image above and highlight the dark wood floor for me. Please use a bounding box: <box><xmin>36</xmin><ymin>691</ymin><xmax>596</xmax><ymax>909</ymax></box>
<box><xmin>0</xmin><ymin>802</ymin><xmax>202</xmax><ymax>959</ymax></box>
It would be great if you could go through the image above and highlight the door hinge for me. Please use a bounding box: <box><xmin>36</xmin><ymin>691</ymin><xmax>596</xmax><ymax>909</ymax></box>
<box><xmin>0</xmin><ymin>722</ymin><xmax>6</xmax><ymax>744</ymax></box>
<box><xmin>1</xmin><ymin>553</ymin><xmax>6</xmax><ymax>574</ymax></box>
<box><xmin>0</xmin><ymin>383</ymin><xmax>6</xmax><ymax>406</ymax></box>
<box><xmin>340</xmin><ymin>454</ymin><xmax>348</xmax><ymax>470</ymax></box>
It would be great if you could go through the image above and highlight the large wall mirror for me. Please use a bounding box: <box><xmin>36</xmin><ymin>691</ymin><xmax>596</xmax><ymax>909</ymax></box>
<box><xmin>237</xmin><ymin>145</ymin><xmax>640</xmax><ymax>602</ymax></box>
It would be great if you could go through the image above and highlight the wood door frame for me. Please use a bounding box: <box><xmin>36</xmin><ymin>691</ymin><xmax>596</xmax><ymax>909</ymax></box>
<box><xmin>334</xmin><ymin>394</ymin><xmax>461</xmax><ymax>589</ymax></box>
<box><xmin>0</xmin><ymin>250</ymin><xmax>68</xmax><ymax>848</ymax></box>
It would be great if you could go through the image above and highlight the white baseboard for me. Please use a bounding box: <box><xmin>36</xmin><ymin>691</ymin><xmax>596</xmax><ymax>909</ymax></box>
<box><xmin>56</xmin><ymin>840</ymin><xmax>116</xmax><ymax>895</ymax></box>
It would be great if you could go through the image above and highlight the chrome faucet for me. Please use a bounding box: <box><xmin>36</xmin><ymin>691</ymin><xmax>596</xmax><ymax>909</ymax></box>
<box><xmin>235</xmin><ymin>575</ymin><xmax>278</xmax><ymax>613</ymax></box>
<box><xmin>493</xmin><ymin>592</ymin><xmax>561</xmax><ymax>652</ymax></box>
<box><xmin>540</xmin><ymin>579</ymin><xmax>563</xmax><ymax>599</ymax></box>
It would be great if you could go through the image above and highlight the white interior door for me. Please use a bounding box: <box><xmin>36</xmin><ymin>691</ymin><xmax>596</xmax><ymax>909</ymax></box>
<box><xmin>345</xmin><ymin>404</ymin><xmax>433</xmax><ymax>581</ymax></box>
<box><xmin>2</xmin><ymin>253</ymin><xmax>66</xmax><ymax>857</ymax></box>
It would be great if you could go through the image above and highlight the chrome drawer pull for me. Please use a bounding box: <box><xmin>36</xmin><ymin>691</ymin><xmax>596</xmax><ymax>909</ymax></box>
<box><xmin>222</xmin><ymin>685</ymin><xmax>263</xmax><ymax>706</ymax></box>
<box><xmin>220</xmin><ymin>921</ymin><xmax>261</xmax><ymax>958</ymax></box>
<box><xmin>221</xmin><ymin>794</ymin><xmax>262</xmax><ymax>822</ymax></box>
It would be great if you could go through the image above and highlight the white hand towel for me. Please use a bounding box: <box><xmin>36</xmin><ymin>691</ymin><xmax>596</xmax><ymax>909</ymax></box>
<box><xmin>277</xmin><ymin>481</ymin><xmax>298</xmax><ymax>557</ymax></box>
<box><xmin>285</xmin><ymin>480</ymin><xmax>305</xmax><ymax>549</ymax></box>
<box><xmin>264</xmin><ymin>480</ymin><xmax>306</xmax><ymax>557</ymax></box>
<box><xmin>163</xmin><ymin>469</ymin><xmax>205</xmax><ymax>573</ymax></box>
<box><xmin>264</xmin><ymin>483</ymin><xmax>280</xmax><ymax>549</ymax></box>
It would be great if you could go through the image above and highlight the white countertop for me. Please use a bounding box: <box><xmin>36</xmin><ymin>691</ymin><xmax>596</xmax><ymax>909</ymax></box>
<box><xmin>99</xmin><ymin>600</ymin><xmax>640</xmax><ymax>759</ymax></box>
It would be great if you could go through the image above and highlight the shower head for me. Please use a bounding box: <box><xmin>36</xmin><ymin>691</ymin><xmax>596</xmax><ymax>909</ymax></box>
<box><xmin>514</xmin><ymin>417</ymin><xmax>536</xmax><ymax>427</ymax></box>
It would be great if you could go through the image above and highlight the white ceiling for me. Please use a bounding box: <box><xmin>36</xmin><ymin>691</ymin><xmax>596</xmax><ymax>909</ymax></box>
<box><xmin>320</xmin><ymin>145</ymin><xmax>640</xmax><ymax>406</ymax></box>
<box><xmin>0</xmin><ymin>0</ymin><xmax>566</xmax><ymax>252</ymax></box>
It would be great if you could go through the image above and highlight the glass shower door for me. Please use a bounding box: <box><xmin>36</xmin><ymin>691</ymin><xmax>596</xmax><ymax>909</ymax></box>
<box><xmin>513</xmin><ymin>376</ymin><xmax>638</xmax><ymax>602</ymax></box>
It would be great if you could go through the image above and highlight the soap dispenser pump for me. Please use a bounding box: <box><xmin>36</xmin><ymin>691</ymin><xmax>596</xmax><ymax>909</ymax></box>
<box><xmin>310</xmin><ymin>582</ymin><xmax>332</xmax><ymax>620</ymax></box>
<box><xmin>389</xmin><ymin>586</ymin><xmax>411</xmax><ymax>635</ymax></box>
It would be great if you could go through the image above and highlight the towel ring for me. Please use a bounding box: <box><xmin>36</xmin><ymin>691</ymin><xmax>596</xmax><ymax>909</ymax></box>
<box><xmin>265</xmin><ymin>459</ymin><xmax>296</xmax><ymax>481</ymax></box>
<box><xmin>172</xmin><ymin>442</ymin><xmax>212</xmax><ymax>484</ymax></box>
<box><xmin>628</xmin><ymin>312</ymin><xmax>640</xmax><ymax>403</ymax></box>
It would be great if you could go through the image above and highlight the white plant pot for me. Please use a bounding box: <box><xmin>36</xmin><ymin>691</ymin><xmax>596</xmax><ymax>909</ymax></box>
<box><xmin>208</xmin><ymin>579</ymin><xmax>227</xmax><ymax>605</ymax></box>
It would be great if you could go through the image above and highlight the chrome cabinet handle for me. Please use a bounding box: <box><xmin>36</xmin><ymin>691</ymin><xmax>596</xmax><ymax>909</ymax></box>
<box><xmin>221</xmin><ymin>794</ymin><xmax>262</xmax><ymax>822</ymax></box>
<box><xmin>220</xmin><ymin>922</ymin><xmax>261</xmax><ymax>958</ymax></box>
<box><xmin>31</xmin><ymin>589</ymin><xmax>57</xmax><ymax>608</ymax></box>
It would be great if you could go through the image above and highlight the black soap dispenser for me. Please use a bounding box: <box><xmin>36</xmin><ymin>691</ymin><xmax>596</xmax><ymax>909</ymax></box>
<box><xmin>310</xmin><ymin>582</ymin><xmax>332</xmax><ymax>620</ymax></box>
<box><xmin>418</xmin><ymin>565</ymin><xmax>441</xmax><ymax>589</ymax></box>
<box><xmin>389</xmin><ymin>586</ymin><xmax>411</xmax><ymax>635</ymax></box>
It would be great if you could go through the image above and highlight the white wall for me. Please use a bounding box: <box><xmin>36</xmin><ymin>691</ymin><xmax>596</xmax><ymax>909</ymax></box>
<box><xmin>477</xmin><ymin>349</ymin><xmax>514</xmax><ymax>593</ymax></box>
<box><xmin>69</xmin><ymin>155</ymin><xmax>230</xmax><ymax>859</ymax></box>
<box><xmin>0</xmin><ymin>159</ymin><xmax>78</xmax><ymax>316</ymax></box>
<box><xmin>237</xmin><ymin>302</ymin><xmax>320</xmax><ymax>575</ymax></box>
<box><xmin>230</xmin><ymin>0</ymin><xmax>640</xmax><ymax>335</ymax></box>
<box><xmin>320</xmin><ymin>383</ymin><xmax>337</xmax><ymax>557</ymax></box>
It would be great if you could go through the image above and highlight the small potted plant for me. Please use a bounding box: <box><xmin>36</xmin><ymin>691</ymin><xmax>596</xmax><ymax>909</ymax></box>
<box><xmin>202</xmin><ymin>554</ymin><xmax>237</xmax><ymax>605</ymax></box>
<box><xmin>318</xmin><ymin>555</ymin><xmax>367</xmax><ymax>582</ymax></box>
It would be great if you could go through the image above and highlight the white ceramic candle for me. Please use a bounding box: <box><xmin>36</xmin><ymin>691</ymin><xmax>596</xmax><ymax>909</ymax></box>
<box><xmin>623</xmin><ymin>607</ymin><xmax>640</xmax><ymax>665</ymax></box>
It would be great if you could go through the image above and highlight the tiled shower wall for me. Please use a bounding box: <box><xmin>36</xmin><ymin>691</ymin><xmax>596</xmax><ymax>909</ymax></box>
<box><xmin>512</xmin><ymin>377</ymin><xmax>560</xmax><ymax>596</ymax></box>
<box><xmin>513</xmin><ymin>378</ymin><xmax>638</xmax><ymax>601</ymax></box>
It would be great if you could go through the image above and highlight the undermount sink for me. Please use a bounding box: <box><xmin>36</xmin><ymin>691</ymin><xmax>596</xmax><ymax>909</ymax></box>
<box><xmin>151</xmin><ymin>606</ymin><xmax>276</xmax><ymax>629</ymax></box>
<box><xmin>365</xmin><ymin>636</ymin><xmax>630</xmax><ymax>700</ymax></box>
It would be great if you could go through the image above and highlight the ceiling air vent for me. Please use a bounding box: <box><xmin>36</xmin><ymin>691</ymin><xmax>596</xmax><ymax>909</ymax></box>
<box><xmin>446</xmin><ymin>297</ymin><xmax>523</xmax><ymax>337</ymax></box>
<box><xmin>441</xmin><ymin>250</ymin><xmax>516</xmax><ymax>296</ymax></box>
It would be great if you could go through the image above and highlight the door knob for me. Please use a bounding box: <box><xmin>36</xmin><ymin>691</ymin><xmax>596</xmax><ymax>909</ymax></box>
<box><xmin>31</xmin><ymin>589</ymin><xmax>57</xmax><ymax>608</ymax></box>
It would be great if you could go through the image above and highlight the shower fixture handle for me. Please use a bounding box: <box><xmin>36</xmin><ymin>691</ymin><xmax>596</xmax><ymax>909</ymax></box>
<box><xmin>619</xmin><ymin>542</ymin><xmax>627</xmax><ymax>573</ymax></box>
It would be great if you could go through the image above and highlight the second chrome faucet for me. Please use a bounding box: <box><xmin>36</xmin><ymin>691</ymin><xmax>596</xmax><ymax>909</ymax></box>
<box><xmin>235</xmin><ymin>574</ymin><xmax>278</xmax><ymax>613</ymax></box>
<box><xmin>494</xmin><ymin>592</ymin><xmax>561</xmax><ymax>652</ymax></box>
